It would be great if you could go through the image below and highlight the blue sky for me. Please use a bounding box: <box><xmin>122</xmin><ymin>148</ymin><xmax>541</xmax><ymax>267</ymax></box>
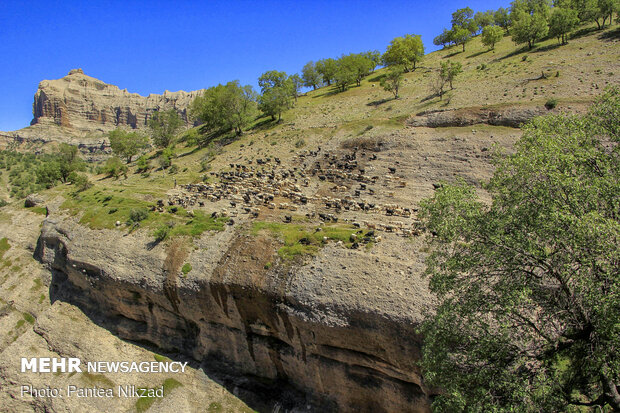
<box><xmin>0</xmin><ymin>0</ymin><xmax>509</xmax><ymax>131</ymax></box>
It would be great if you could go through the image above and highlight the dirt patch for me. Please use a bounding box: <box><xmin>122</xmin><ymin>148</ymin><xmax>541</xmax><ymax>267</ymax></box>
<box><xmin>163</xmin><ymin>239</ymin><xmax>189</xmax><ymax>312</ymax></box>
<box><xmin>341</xmin><ymin>136</ymin><xmax>387</xmax><ymax>152</ymax></box>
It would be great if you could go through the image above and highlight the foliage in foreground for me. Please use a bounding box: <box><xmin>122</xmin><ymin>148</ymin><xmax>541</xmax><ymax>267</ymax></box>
<box><xmin>419</xmin><ymin>87</ymin><xmax>620</xmax><ymax>412</ymax></box>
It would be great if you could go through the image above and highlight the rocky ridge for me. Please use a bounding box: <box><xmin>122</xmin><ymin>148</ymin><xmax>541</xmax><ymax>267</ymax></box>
<box><xmin>0</xmin><ymin>69</ymin><xmax>201</xmax><ymax>157</ymax></box>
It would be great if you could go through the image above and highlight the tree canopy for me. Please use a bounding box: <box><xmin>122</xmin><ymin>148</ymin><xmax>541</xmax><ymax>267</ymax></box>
<box><xmin>481</xmin><ymin>25</ymin><xmax>504</xmax><ymax>49</ymax></box>
<box><xmin>258</xmin><ymin>70</ymin><xmax>294</xmax><ymax>122</ymax></box>
<box><xmin>419</xmin><ymin>87</ymin><xmax>620</xmax><ymax>412</ymax></box>
<box><xmin>148</xmin><ymin>109</ymin><xmax>183</xmax><ymax>148</ymax></box>
<box><xmin>190</xmin><ymin>80</ymin><xmax>257</xmax><ymax>135</ymax></box>
<box><xmin>511</xmin><ymin>8</ymin><xmax>550</xmax><ymax>49</ymax></box>
<box><xmin>549</xmin><ymin>7</ymin><xmax>580</xmax><ymax>44</ymax></box>
<box><xmin>301</xmin><ymin>61</ymin><xmax>322</xmax><ymax>90</ymax></box>
<box><xmin>108</xmin><ymin>128</ymin><xmax>149</xmax><ymax>163</ymax></box>
<box><xmin>382</xmin><ymin>34</ymin><xmax>424</xmax><ymax>72</ymax></box>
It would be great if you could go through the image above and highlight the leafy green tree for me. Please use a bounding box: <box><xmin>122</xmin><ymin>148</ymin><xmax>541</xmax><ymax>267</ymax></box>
<box><xmin>363</xmin><ymin>50</ymin><xmax>381</xmax><ymax>72</ymax></box>
<box><xmin>289</xmin><ymin>74</ymin><xmax>303</xmax><ymax>103</ymax></box>
<box><xmin>190</xmin><ymin>81</ymin><xmax>257</xmax><ymax>135</ymax></box>
<box><xmin>158</xmin><ymin>147</ymin><xmax>174</xmax><ymax>170</ymax></box>
<box><xmin>333</xmin><ymin>54</ymin><xmax>358</xmax><ymax>92</ymax></box>
<box><xmin>382</xmin><ymin>34</ymin><xmax>424</xmax><ymax>72</ymax></box>
<box><xmin>474</xmin><ymin>10</ymin><xmax>496</xmax><ymax>32</ymax></box>
<box><xmin>481</xmin><ymin>25</ymin><xmax>504</xmax><ymax>49</ymax></box>
<box><xmin>433</xmin><ymin>28</ymin><xmax>453</xmax><ymax>48</ymax></box>
<box><xmin>419</xmin><ymin>87</ymin><xmax>620</xmax><ymax>412</ymax></box>
<box><xmin>549</xmin><ymin>7</ymin><xmax>580</xmax><ymax>44</ymax></box>
<box><xmin>494</xmin><ymin>7</ymin><xmax>512</xmax><ymax>31</ymax></box>
<box><xmin>258</xmin><ymin>70</ymin><xmax>293</xmax><ymax>121</ymax></box>
<box><xmin>511</xmin><ymin>9</ymin><xmax>550</xmax><ymax>49</ymax></box>
<box><xmin>510</xmin><ymin>0</ymin><xmax>552</xmax><ymax>19</ymax></box>
<box><xmin>103</xmin><ymin>156</ymin><xmax>128</xmax><ymax>179</ymax></box>
<box><xmin>315</xmin><ymin>58</ymin><xmax>337</xmax><ymax>86</ymax></box>
<box><xmin>380</xmin><ymin>65</ymin><xmax>404</xmax><ymax>99</ymax></box>
<box><xmin>451</xmin><ymin>7</ymin><xmax>477</xmax><ymax>32</ymax></box>
<box><xmin>301</xmin><ymin>61</ymin><xmax>322</xmax><ymax>90</ymax></box>
<box><xmin>108</xmin><ymin>128</ymin><xmax>149</xmax><ymax>163</ymax></box>
<box><xmin>148</xmin><ymin>109</ymin><xmax>183</xmax><ymax>148</ymax></box>
<box><xmin>450</xmin><ymin>26</ymin><xmax>472</xmax><ymax>52</ymax></box>
<box><xmin>57</xmin><ymin>143</ymin><xmax>84</xmax><ymax>183</ymax></box>
<box><xmin>440</xmin><ymin>60</ymin><xmax>463</xmax><ymax>90</ymax></box>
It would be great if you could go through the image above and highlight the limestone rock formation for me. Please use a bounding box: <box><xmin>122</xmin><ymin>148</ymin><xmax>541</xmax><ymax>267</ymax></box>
<box><xmin>35</xmin><ymin>216</ymin><xmax>433</xmax><ymax>413</ymax></box>
<box><xmin>0</xmin><ymin>69</ymin><xmax>203</xmax><ymax>159</ymax></box>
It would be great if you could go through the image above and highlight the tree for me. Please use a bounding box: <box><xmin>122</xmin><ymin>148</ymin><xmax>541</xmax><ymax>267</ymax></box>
<box><xmin>301</xmin><ymin>61</ymin><xmax>322</xmax><ymax>90</ymax></box>
<box><xmin>258</xmin><ymin>70</ymin><xmax>293</xmax><ymax>121</ymax></box>
<box><xmin>451</xmin><ymin>7</ymin><xmax>477</xmax><ymax>32</ymax></box>
<box><xmin>364</xmin><ymin>50</ymin><xmax>382</xmax><ymax>72</ymax></box>
<box><xmin>288</xmin><ymin>74</ymin><xmax>303</xmax><ymax>103</ymax></box>
<box><xmin>433</xmin><ymin>28</ymin><xmax>453</xmax><ymax>48</ymax></box>
<box><xmin>382</xmin><ymin>34</ymin><xmax>425</xmax><ymax>72</ymax></box>
<box><xmin>315</xmin><ymin>58</ymin><xmax>337</xmax><ymax>86</ymax></box>
<box><xmin>148</xmin><ymin>109</ymin><xmax>183</xmax><ymax>149</ymax></box>
<box><xmin>494</xmin><ymin>7</ymin><xmax>512</xmax><ymax>32</ymax></box>
<box><xmin>103</xmin><ymin>156</ymin><xmax>128</xmax><ymax>179</ymax></box>
<box><xmin>549</xmin><ymin>7</ymin><xmax>580</xmax><ymax>44</ymax></box>
<box><xmin>511</xmin><ymin>9</ymin><xmax>550</xmax><ymax>49</ymax></box>
<box><xmin>450</xmin><ymin>26</ymin><xmax>472</xmax><ymax>52</ymax></box>
<box><xmin>333</xmin><ymin>54</ymin><xmax>358</xmax><ymax>92</ymax></box>
<box><xmin>380</xmin><ymin>65</ymin><xmax>404</xmax><ymax>99</ymax></box>
<box><xmin>440</xmin><ymin>60</ymin><xmax>463</xmax><ymax>90</ymax></box>
<box><xmin>190</xmin><ymin>81</ymin><xmax>257</xmax><ymax>136</ymax></box>
<box><xmin>481</xmin><ymin>25</ymin><xmax>504</xmax><ymax>49</ymax></box>
<box><xmin>108</xmin><ymin>128</ymin><xmax>149</xmax><ymax>163</ymax></box>
<box><xmin>474</xmin><ymin>10</ymin><xmax>496</xmax><ymax>32</ymax></box>
<box><xmin>419</xmin><ymin>87</ymin><xmax>620</xmax><ymax>412</ymax></box>
<box><xmin>57</xmin><ymin>143</ymin><xmax>84</xmax><ymax>183</ymax></box>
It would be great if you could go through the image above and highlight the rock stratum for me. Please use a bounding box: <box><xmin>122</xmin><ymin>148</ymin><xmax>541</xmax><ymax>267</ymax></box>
<box><xmin>0</xmin><ymin>69</ymin><xmax>201</xmax><ymax>158</ymax></box>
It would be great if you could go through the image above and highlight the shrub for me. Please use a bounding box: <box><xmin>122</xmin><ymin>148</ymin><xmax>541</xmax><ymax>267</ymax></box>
<box><xmin>545</xmin><ymin>98</ymin><xmax>558</xmax><ymax>110</ymax></box>
<box><xmin>169</xmin><ymin>164</ymin><xmax>179</xmax><ymax>174</ymax></box>
<box><xmin>104</xmin><ymin>156</ymin><xmax>128</xmax><ymax>179</ymax></box>
<box><xmin>136</xmin><ymin>155</ymin><xmax>150</xmax><ymax>172</ymax></box>
<box><xmin>69</xmin><ymin>172</ymin><xmax>92</xmax><ymax>192</ymax></box>
<box><xmin>181</xmin><ymin>263</ymin><xmax>192</xmax><ymax>275</ymax></box>
<box><xmin>153</xmin><ymin>224</ymin><xmax>172</xmax><ymax>241</ymax></box>
<box><xmin>128</xmin><ymin>208</ymin><xmax>149</xmax><ymax>223</ymax></box>
<box><xmin>295</xmin><ymin>138</ymin><xmax>306</xmax><ymax>148</ymax></box>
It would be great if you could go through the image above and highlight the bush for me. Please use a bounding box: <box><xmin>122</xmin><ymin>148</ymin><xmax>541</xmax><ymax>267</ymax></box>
<box><xmin>181</xmin><ymin>263</ymin><xmax>192</xmax><ymax>275</ymax></box>
<box><xmin>545</xmin><ymin>98</ymin><xmax>558</xmax><ymax>110</ymax></box>
<box><xmin>128</xmin><ymin>208</ymin><xmax>149</xmax><ymax>223</ymax></box>
<box><xmin>295</xmin><ymin>138</ymin><xmax>306</xmax><ymax>148</ymax></box>
<box><xmin>153</xmin><ymin>223</ymin><xmax>172</xmax><ymax>241</ymax></box>
<box><xmin>136</xmin><ymin>155</ymin><xmax>150</xmax><ymax>172</ymax></box>
<box><xmin>68</xmin><ymin>172</ymin><xmax>92</xmax><ymax>192</ymax></box>
<box><xmin>169</xmin><ymin>164</ymin><xmax>179</xmax><ymax>174</ymax></box>
<box><xmin>104</xmin><ymin>156</ymin><xmax>128</xmax><ymax>179</ymax></box>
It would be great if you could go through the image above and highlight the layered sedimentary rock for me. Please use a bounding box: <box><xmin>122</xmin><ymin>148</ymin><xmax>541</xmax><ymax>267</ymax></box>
<box><xmin>31</xmin><ymin>68</ymin><xmax>200</xmax><ymax>132</ymax></box>
<box><xmin>36</xmin><ymin>217</ymin><xmax>433</xmax><ymax>412</ymax></box>
<box><xmin>0</xmin><ymin>69</ymin><xmax>202</xmax><ymax>159</ymax></box>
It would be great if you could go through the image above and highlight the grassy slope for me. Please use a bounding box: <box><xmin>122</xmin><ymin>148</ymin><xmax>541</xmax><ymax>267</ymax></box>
<box><xmin>10</xmin><ymin>24</ymin><xmax>619</xmax><ymax>230</ymax></box>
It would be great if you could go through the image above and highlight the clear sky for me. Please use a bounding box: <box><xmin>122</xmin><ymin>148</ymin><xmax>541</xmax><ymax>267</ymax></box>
<box><xmin>0</xmin><ymin>0</ymin><xmax>510</xmax><ymax>131</ymax></box>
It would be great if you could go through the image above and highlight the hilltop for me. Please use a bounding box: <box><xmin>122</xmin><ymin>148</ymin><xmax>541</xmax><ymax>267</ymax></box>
<box><xmin>0</xmin><ymin>23</ymin><xmax>618</xmax><ymax>413</ymax></box>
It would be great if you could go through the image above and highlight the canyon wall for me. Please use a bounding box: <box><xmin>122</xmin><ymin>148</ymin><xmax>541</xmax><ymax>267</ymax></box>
<box><xmin>35</xmin><ymin>217</ymin><xmax>433</xmax><ymax>412</ymax></box>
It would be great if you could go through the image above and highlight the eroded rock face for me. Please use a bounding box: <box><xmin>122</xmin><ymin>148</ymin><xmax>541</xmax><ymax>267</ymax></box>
<box><xmin>35</xmin><ymin>217</ymin><xmax>433</xmax><ymax>412</ymax></box>
<box><xmin>32</xmin><ymin>69</ymin><xmax>201</xmax><ymax>132</ymax></box>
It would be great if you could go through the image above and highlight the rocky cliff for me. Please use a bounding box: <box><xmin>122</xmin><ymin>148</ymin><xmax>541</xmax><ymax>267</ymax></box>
<box><xmin>35</xmin><ymin>215</ymin><xmax>433</xmax><ymax>413</ymax></box>
<box><xmin>0</xmin><ymin>69</ymin><xmax>201</xmax><ymax>158</ymax></box>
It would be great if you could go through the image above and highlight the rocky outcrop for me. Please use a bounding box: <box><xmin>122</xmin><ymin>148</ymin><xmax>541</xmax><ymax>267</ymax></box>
<box><xmin>0</xmin><ymin>69</ymin><xmax>203</xmax><ymax>159</ymax></box>
<box><xmin>31</xmin><ymin>68</ymin><xmax>201</xmax><ymax>132</ymax></box>
<box><xmin>407</xmin><ymin>104</ymin><xmax>573</xmax><ymax>128</ymax></box>
<box><xmin>35</xmin><ymin>217</ymin><xmax>433</xmax><ymax>412</ymax></box>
